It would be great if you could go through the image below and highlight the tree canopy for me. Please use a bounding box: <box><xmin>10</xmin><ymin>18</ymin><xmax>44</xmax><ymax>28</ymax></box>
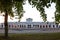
<box><xmin>28</xmin><ymin>0</ymin><xmax>60</xmax><ymax>24</ymax></box>
<box><xmin>0</xmin><ymin>0</ymin><xmax>26</xmax><ymax>37</ymax></box>
<box><xmin>55</xmin><ymin>0</ymin><xmax>60</xmax><ymax>24</ymax></box>
<box><xmin>0</xmin><ymin>0</ymin><xmax>25</xmax><ymax>20</ymax></box>
<box><xmin>28</xmin><ymin>0</ymin><xmax>50</xmax><ymax>22</ymax></box>
<box><xmin>0</xmin><ymin>0</ymin><xmax>60</xmax><ymax>23</ymax></box>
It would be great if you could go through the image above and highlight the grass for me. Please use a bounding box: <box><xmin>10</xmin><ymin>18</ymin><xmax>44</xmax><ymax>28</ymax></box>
<box><xmin>0</xmin><ymin>33</ymin><xmax>60</xmax><ymax>40</ymax></box>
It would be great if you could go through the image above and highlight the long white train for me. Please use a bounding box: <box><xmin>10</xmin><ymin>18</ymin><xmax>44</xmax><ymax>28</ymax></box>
<box><xmin>0</xmin><ymin>22</ymin><xmax>60</xmax><ymax>30</ymax></box>
<box><xmin>0</xmin><ymin>18</ymin><xmax>60</xmax><ymax>30</ymax></box>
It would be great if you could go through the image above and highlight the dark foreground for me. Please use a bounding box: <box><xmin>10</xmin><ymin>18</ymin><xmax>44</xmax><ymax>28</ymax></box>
<box><xmin>0</xmin><ymin>33</ymin><xmax>60</xmax><ymax>40</ymax></box>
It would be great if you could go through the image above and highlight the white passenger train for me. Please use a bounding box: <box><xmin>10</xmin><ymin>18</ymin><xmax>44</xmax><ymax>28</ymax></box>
<box><xmin>0</xmin><ymin>18</ymin><xmax>60</xmax><ymax>30</ymax></box>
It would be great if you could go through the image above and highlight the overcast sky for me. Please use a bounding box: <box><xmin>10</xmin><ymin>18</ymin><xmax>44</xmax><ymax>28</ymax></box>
<box><xmin>21</xmin><ymin>1</ymin><xmax>56</xmax><ymax>22</ymax></box>
<box><xmin>0</xmin><ymin>1</ymin><xmax>56</xmax><ymax>23</ymax></box>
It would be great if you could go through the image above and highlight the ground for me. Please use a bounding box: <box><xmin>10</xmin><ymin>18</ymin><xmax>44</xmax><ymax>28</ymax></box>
<box><xmin>0</xmin><ymin>33</ymin><xmax>60</xmax><ymax>40</ymax></box>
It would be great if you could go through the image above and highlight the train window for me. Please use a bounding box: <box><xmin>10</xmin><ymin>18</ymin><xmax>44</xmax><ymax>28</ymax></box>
<box><xmin>37</xmin><ymin>25</ymin><xmax>39</xmax><ymax>28</ymax></box>
<box><xmin>53</xmin><ymin>25</ymin><xmax>55</xmax><ymax>28</ymax></box>
<box><xmin>20</xmin><ymin>25</ymin><xmax>21</xmax><ymax>28</ymax></box>
<box><xmin>22</xmin><ymin>25</ymin><xmax>23</xmax><ymax>28</ymax></box>
<box><xmin>40</xmin><ymin>25</ymin><xmax>42</xmax><ymax>28</ymax></box>
<box><xmin>1</xmin><ymin>25</ymin><xmax>3</xmax><ymax>28</ymax></box>
<box><xmin>43</xmin><ymin>25</ymin><xmax>45</xmax><ymax>28</ymax></box>
<box><xmin>33</xmin><ymin>25</ymin><xmax>35</xmax><ymax>26</ymax></box>
<box><xmin>18</xmin><ymin>25</ymin><xmax>19</xmax><ymax>27</ymax></box>
<box><xmin>56</xmin><ymin>24</ymin><xmax>58</xmax><ymax>28</ymax></box>
<box><xmin>46</xmin><ymin>25</ymin><xmax>47</xmax><ymax>28</ymax></box>
<box><xmin>59</xmin><ymin>26</ymin><xmax>60</xmax><ymax>28</ymax></box>
<box><xmin>15</xmin><ymin>26</ymin><xmax>16</xmax><ymax>28</ymax></box>
<box><xmin>28</xmin><ymin>25</ymin><xmax>31</xmax><ymax>28</ymax></box>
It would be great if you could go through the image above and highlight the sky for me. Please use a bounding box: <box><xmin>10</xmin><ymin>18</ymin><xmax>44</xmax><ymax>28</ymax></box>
<box><xmin>0</xmin><ymin>1</ymin><xmax>56</xmax><ymax>23</ymax></box>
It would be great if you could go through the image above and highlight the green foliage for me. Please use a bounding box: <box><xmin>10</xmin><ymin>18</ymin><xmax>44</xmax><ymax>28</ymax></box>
<box><xmin>0</xmin><ymin>0</ymin><xmax>25</xmax><ymax>37</ymax></box>
<box><xmin>0</xmin><ymin>0</ymin><xmax>25</xmax><ymax>19</ymax></box>
<box><xmin>0</xmin><ymin>0</ymin><xmax>60</xmax><ymax>23</ymax></box>
<box><xmin>55</xmin><ymin>0</ymin><xmax>60</xmax><ymax>24</ymax></box>
<box><xmin>28</xmin><ymin>0</ymin><xmax>60</xmax><ymax>24</ymax></box>
<box><xmin>28</xmin><ymin>0</ymin><xmax>52</xmax><ymax>22</ymax></box>
<box><xmin>0</xmin><ymin>0</ymin><xmax>13</xmax><ymax>16</ymax></box>
<box><xmin>14</xmin><ymin>1</ymin><xmax>25</xmax><ymax>22</ymax></box>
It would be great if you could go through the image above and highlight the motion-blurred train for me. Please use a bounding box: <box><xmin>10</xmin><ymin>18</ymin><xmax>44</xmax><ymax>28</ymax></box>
<box><xmin>0</xmin><ymin>18</ymin><xmax>60</xmax><ymax>30</ymax></box>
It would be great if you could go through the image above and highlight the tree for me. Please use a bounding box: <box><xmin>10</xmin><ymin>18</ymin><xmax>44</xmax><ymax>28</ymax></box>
<box><xmin>55</xmin><ymin>0</ymin><xmax>60</xmax><ymax>24</ymax></box>
<box><xmin>14</xmin><ymin>1</ymin><xmax>25</xmax><ymax>22</ymax></box>
<box><xmin>28</xmin><ymin>0</ymin><xmax>51</xmax><ymax>22</ymax></box>
<box><xmin>28</xmin><ymin>0</ymin><xmax>60</xmax><ymax>24</ymax></box>
<box><xmin>0</xmin><ymin>0</ymin><xmax>25</xmax><ymax>38</ymax></box>
<box><xmin>0</xmin><ymin>0</ymin><xmax>60</xmax><ymax>38</ymax></box>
